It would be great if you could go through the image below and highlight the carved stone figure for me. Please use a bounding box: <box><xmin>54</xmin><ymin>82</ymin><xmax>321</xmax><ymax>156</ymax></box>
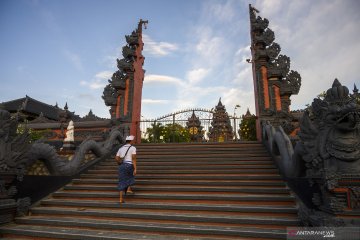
<box><xmin>122</xmin><ymin>46</ymin><xmax>136</xmax><ymax>60</ymax></box>
<box><xmin>268</xmin><ymin>54</ymin><xmax>290</xmax><ymax>79</ymax></box>
<box><xmin>292</xmin><ymin>79</ymin><xmax>360</xmax><ymax>226</ymax></box>
<box><xmin>64</xmin><ymin>120</ymin><xmax>74</xmax><ymax>142</ymax></box>
<box><xmin>110</xmin><ymin>70</ymin><xmax>127</xmax><ymax>90</ymax></box>
<box><xmin>285</xmin><ymin>70</ymin><xmax>301</xmax><ymax>94</ymax></box>
<box><xmin>0</xmin><ymin>109</ymin><xmax>31</xmax><ymax>223</ymax></box>
<box><xmin>117</xmin><ymin>58</ymin><xmax>134</xmax><ymax>72</ymax></box>
<box><xmin>125</xmin><ymin>31</ymin><xmax>139</xmax><ymax>46</ymax></box>
<box><xmin>102</xmin><ymin>84</ymin><xmax>117</xmax><ymax>106</ymax></box>
<box><xmin>266</xmin><ymin>42</ymin><xmax>281</xmax><ymax>61</ymax></box>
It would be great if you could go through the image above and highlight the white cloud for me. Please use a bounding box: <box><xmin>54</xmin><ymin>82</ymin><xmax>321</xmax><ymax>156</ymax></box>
<box><xmin>80</xmin><ymin>80</ymin><xmax>87</xmax><ymax>86</ymax></box>
<box><xmin>221</xmin><ymin>88</ymin><xmax>255</xmax><ymax>117</ymax></box>
<box><xmin>186</xmin><ymin>68</ymin><xmax>210</xmax><ymax>85</ymax></box>
<box><xmin>194</xmin><ymin>27</ymin><xmax>225</xmax><ymax>67</ymax></box>
<box><xmin>142</xmin><ymin>99</ymin><xmax>170</xmax><ymax>104</ymax></box>
<box><xmin>95</xmin><ymin>71</ymin><xmax>113</xmax><ymax>80</ymax></box>
<box><xmin>206</xmin><ymin>0</ymin><xmax>236</xmax><ymax>22</ymax></box>
<box><xmin>89</xmin><ymin>80</ymin><xmax>107</xmax><ymax>90</ymax></box>
<box><xmin>79</xmin><ymin>71</ymin><xmax>112</xmax><ymax>90</ymax></box>
<box><xmin>144</xmin><ymin>74</ymin><xmax>184</xmax><ymax>85</ymax></box>
<box><xmin>232</xmin><ymin>45</ymin><xmax>253</xmax><ymax>91</ymax></box>
<box><xmin>143</xmin><ymin>34</ymin><xmax>178</xmax><ymax>57</ymax></box>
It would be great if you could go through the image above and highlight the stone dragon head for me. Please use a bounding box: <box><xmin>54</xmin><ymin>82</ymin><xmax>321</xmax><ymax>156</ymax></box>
<box><xmin>298</xmin><ymin>79</ymin><xmax>360</xmax><ymax>177</ymax></box>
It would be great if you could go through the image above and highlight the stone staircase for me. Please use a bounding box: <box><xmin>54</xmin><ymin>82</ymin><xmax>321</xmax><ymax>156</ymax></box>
<box><xmin>0</xmin><ymin>142</ymin><xmax>300</xmax><ymax>239</ymax></box>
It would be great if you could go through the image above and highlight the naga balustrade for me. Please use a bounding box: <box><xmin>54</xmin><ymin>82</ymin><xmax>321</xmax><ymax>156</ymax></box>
<box><xmin>261</xmin><ymin>79</ymin><xmax>360</xmax><ymax>227</ymax></box>
<box><xmin>0</xmin><ymin>108</ymin><xmax>125</xmax><ymax>224</ymax></box>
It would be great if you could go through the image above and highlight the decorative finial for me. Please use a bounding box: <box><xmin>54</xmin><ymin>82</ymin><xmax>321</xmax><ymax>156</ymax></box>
<box><xmin>325</xmin><ymin>79</ymin><xmax>350</xmax><ymax>103</ymax></box>
<box><xmin>249</xmin><ymin>4</ymin><xmax>260</xmax><ymax>13</ymax></box>
<box><xmin>353</xmin><ymin>84</ymin><xmax>359</xmax><ymax>93</ymax></box>
<box><xmin>138</xmin><ymin>19</ymin><xmax>149</xmax><ymax>33</ymax></box>
<box><xmin>64</xmin><ymin>102</ymin><xmax>68</xmax><ymax>110</ymax></box>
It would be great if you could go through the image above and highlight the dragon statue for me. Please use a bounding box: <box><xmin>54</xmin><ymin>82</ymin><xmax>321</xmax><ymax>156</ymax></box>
<box><xmin>0</xmin><ymin>108</ymin><xmax>31</xmax><ymax>223</ymax></box>
<box><xmin>26</xmin><ymin>127</ymin><xmax>124</xmax><ymax>176</ymax></box>
<box><xmin>0</xmin><ymin>107</ymin><xmax>124</xmax><ymax>223</ymax></box>
<box><xmin>292</xmin><ymin>79</ymin><xmax>360</xmax><ymax>226</ymax></box>
<box><xmin>263</xmin><ymin>79</ymin><xmax>359</xmax><ymax>226</ymax></box>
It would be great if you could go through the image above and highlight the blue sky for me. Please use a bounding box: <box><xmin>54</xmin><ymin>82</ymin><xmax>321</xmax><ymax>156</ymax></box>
<box><xmin>1</xmin><ymin>0</ymin><xmax>359</xmax><ymax>119</ymax></box>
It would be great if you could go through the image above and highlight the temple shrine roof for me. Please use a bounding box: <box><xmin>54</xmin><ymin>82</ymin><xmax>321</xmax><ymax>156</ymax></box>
<box><xmin>1</xmin><ymin>95</ymin><xmax>61</xmax><ymax>120</ymax></box>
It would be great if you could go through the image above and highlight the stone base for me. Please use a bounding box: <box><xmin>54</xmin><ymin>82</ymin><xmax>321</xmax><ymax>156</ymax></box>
<box><xmin>62</xmin><ymin>141</ymin><xmax>75</xmax><ymax>151</ymax></box>
<box><xmin>0</xmin><ymin>199</ymin><xmax>17</xmax><ymax>224</ymax></box>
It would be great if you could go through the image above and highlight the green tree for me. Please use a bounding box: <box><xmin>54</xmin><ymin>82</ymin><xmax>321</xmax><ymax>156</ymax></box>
<box><xmin>17</xmin><ymin>123</ymin><xmax>49</xmax><ymax>143</ymax></box>
<box><xmin>145</xmin><ymin>123</ymin><xmax>190</xmax><ymax>143</ymax></box>
<box><xmin>239</xmin><ymin>117</ymin><xmax>257</xmax><ymax>141</ymax></box>
<box><xmin>145</xmin><ymin>122</ymin><xmax>165</xmax><ymax>143</ymax></box>
<box><xmin>162</xmin><ymin>123</ymin><xmax>190</xmax><ymax>143</ymax></box>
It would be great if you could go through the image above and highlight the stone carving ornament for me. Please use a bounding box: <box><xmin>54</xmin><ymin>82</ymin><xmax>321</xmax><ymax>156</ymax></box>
<box><xmin>109</xmin><ymin>70</ymin><xmax>127</xmax><ymax>90</ymax></box>
<box><xmin>0</xmin><ymin>110</ymin><xmax>30</xmax><ymax>178</ymax></box>
<box><xmin>125</xmin><ymin>31</ymin><xmax>139</xmax><ymax>46</ymax></box>
<box><xmin>102</xmin><ymin>84</ymin><xmax>117</xmax><ymax>106</ymax></box>
<box><xmin>266</xmin><ymin>42</ymin><xmax>281</xmax><ymax>61</ymax></box>
<box><xmin>292</xmin><ymin>79</ymin><xmax>360</xmax><ymax>225</ymax></box>
<box><xmin>117</xmin><ymin>58</ymin><xmax>134</xmax><ymax>72</ymax></box>
<box><xmin>122</xmin><ymin>46</ymin><xmax>136</xmax><ymax>60</ymax></box>
<box><xmin>0</xmin><ymin>109</ymin><xmax>31</xmax><ymax>222</ymax></box>
<box><xmin>268</xmin><ymin>54</ymin><xmax>290</xmax><ymax>78</ymax></box>
<box><xmin>285</xmin><ymin>70</ymin><xmax>301</xmax><ymax>94</ymax></box>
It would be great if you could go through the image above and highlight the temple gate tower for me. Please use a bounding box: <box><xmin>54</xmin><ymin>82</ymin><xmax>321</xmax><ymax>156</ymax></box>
<box><xmin>186</xmin><ymin>111</ymin><xmax>204</xmax><ymax>142</ymax></box>
<box><xmin>103</xmin><ymin>19</ymin><xmax>148</xmax><ymax>143</ymax></box>
<box><xmin>208</xmin><ymin>99</ymin><xmax>234</xmax><ymax>142</ymax></box>
<box><xmin>249</xmin><ymin>5</ymin><xmax>301</xmax><ymax>140</ymax></box>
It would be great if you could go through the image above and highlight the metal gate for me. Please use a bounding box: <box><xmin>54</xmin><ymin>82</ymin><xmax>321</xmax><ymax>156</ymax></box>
<box><xmin>139</xmin><ymin>108</ymin><xmax>241</xmax><ymax>143</ymax></box>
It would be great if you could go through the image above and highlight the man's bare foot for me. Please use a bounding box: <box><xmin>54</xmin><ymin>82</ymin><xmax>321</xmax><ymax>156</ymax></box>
<box><xmin>127</xmin><ymin>187</ymin><xmax>134</xmax><ymax>194</ymax></box>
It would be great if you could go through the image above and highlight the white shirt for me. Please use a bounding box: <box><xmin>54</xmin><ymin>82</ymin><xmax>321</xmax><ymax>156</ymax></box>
<box><xmin>116</xmin><ymin>144</ymin><xmax>136</xmax><ymax>164</ymax></box>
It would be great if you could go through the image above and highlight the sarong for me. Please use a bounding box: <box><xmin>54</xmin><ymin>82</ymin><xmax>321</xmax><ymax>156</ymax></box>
<box><xmin>118</xmin><ymin>163</ymin><xmax>135</xmax><ymax>191</ymax></box>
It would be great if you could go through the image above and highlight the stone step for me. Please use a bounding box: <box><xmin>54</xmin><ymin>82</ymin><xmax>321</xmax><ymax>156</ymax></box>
<box><xmin>80</xmin><ymin>174</ymin><xmax>282</xmax><ymax>180</ymax></box>
<box><xmin>40</xmin><ymin>199</ymin><xmax>298</xmax><ymax>214</ymax></box>
<box><xmin>10</xmin><ymin>216</ymin><xmax>288</xmax><ymax>239</ymax></box>
<box><xmin>136</xmin><ymin>149</ymin><xmax>270</xmax><ymax>155</ymax></box>
<box><xmin>99</xmin><ymin>160</ymin><xmax>275</xmax><ymax>166</ymax></box>
<box><xmin>86</xmin><ymin>169</ymin><xmax>279</xmax><ymax>174</ymax></box>
<box><xmin>136</xmin><ymin>142</ymin><xmax>262</xmax><ymax>147</ymax></box>
<box><xmin>63</xmin><ymin>185</ymin><xmax>290</xmax><ymax>194</ymax></box>
<box><xmin>125</xmin><ymin>153</ymin><xmax>272</xmax><ymax>159</ymax></box>
<box><xmin>0</xmin><ymin>223</ymin><xmax>251</xmax><ymax>240</ymax></box>
<box><xmin>1</xmin><ymin>142</ymin><xmax>299</xmax><ymax>239</ymax></box>
<box><xmin>28</xmin><ymin>207</ymin><xmax>300</xmax><ymax>226</ymax></box>
<box><xmin>96</xmin><ymin>166</ymin><xmax>277</xmax><ymax>171</ymax></box>
<box><xmin>72</xmin><ymin>178</ymin><xmax>286</xmax><ymax>186</ymax></box>
<box><xmin>52</xmin><ymin>191</ymin><xmax>295</xmax><ymax>203</ymax></box>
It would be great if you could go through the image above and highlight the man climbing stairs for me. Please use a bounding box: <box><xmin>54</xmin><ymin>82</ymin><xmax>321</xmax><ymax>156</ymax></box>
<box><xmin>0</xmin><ymin>142</ymin><xmax>300</xmax><ymax>239</ymax></box>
